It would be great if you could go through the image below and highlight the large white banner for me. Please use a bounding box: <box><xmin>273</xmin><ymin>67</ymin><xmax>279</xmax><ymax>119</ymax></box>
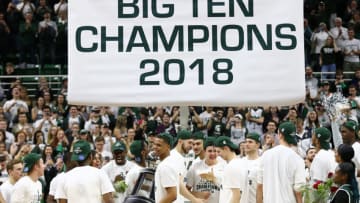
<box><xmin>68</xmin><ymin>0</ymin><xmax>305</xmax><ymax>106</ymax></box>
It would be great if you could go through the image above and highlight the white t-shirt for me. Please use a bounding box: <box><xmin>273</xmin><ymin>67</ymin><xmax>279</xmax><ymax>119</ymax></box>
<box><xmin>3</xmin><ymin>99</ymin><xmax>28</xmax><ymax>122</ymax></box>
<box><xmin>101</xmin><ymin>160</ymin><xmax>135</xmax><ymax>202</ymax></box>
<box><xmin>352</xmin><ymin>142</ymin><xmax>360</xmax><ymax>170</ymax></box>
<box><xmin>56</xmin><ymin>166</ymin><xmax>114</xmax><ymax>203</ymax></box>
<box><xmin>169</xmin><ymin>149</ymin><xmax>187</xmax><ymax>203</ymax></box>
<box><xmin>343</xmin><ymin>38</ymin><xmax>360</xmax><ymax>62</ymax></box>
<box><xmin>257</xmin><ymin>145</ymin><xmax>306</xmax><ymax>203</ymax></box>
<box><xmin>33</xmin><ymin>118</ymin><xmax>57</xmax><ymax>141</ymax></box>
<box><xmin>219</xmin><ymin>158</ymin><xmax>245</xmax><ymax>203</ymax></box>
<box><xmin>155</xmin><ymin>156</ymin><xmax>178</xmax><ymax>203</ymax></box>
<box><xmin>10</xmin><ymin>176</ymin><xmax>42</xmax><ymax>203</ymax></box>
<box><xmin>310</xmin><ymin>149</ymin><xmax>337</xmax><ymax>183</ymax></box>
<box><xmin>199</xmin><ymin>111</ymin><xmax>212</xmax><ymax>137</ymax></box>
<box><xmin>186</xmin><ymin>159</ymin><xmax>225</xmax><ymax>203</ymax></box>
<box><xmin>0</xmin><ymin>180</ymin><xmax>15</xmax><ymax>203</ymax></box>
<box><xmin>49</xmin><ymin>172</ymin><xmax>65</xmax><ymax>197</ymax></box>
<box><xmin>240</xmin><ymin>157</ymin><xmax>261</xmax><ymax>203</ymax></box>
<box><xmin>125</xmin><ymin>164</ymin><xmax>143</xmax><ymax>196</ymax></box>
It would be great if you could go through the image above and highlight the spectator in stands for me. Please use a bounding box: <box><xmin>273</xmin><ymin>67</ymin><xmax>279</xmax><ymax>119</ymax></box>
<box><xmin>54</xmin><ymin>0</ymin><xmax>67</xmax><ymax>18</ymax></box>
<box><xmin>31</xmin><ymin>96</ymin><xmax>45</xmax><ymax>122</ymax></box>
<box><xmin>330</xmin><ymin>71</ymin><xmax>347</xmax><ymax>94</ymax></box>
<box><xmin>33</xmin><ymin>105</ymin><xmax>57</xmax><ymax>139</ymax></box>
<box><xmin>311</xmin><ymin>22</ymin><xmax>330</xmax><ymax>71</ymax></box>
<box><xmin>304</xmin><ymin>18</ymin><xmax>313</xmax><ymax>67</ymax></box>
<box><xmin>246</xmin><ymin>107</ymin><xmax>264</xmax><ymax>137</ymax></box>
<box><xmin>262</xmin><ymin>120</ymin><xmax>278</xmax><ymax>148</ymax></box>
<box><xmin>38</xmin><ymin>10</ymin><xmax>57</xmax><ymax>67</ymax></box>
<box><xmin>12</xmin><ymin>111</ymin><xmax>33</xmax><ymax>139</ymax></box>
<box><xmin>226</xmin><ymin>113</ymin><xmax>246</xmax><ymax>146</ymax></box>
<box><xmin>305</xmin><ymin>66</ymin><xmax>319</xmax><ymax>99</ymax></box>
<box><xmin>49</xmin><ymin>129</ymin><xmax>69</xmax><ymax>155</ymax></box>
<box><xmin>35</xmin><ymin>0</ymin><xmax>51</xmax><ymax>22</ymax></box>
<box><xmin>3</xmin><ymin>85</ymin><xmax>29</xmax><ymax>123</ymax></box>
<box><xmin>56</xmin><ymin>10</ymin><xmax>67</xmax><ymax>65</ymax></box>
<box><xmin>156</xmin><ymin>112</ymin><xmax>177</xmax><ymax>137</ymax></box>
<box><xmin>52</xmin><ymin>93</ymin><xmax>67</xmax><ymax>122</ymax></box>
<box><xmin>315</xmin><ymin>102</ymin><xmax>331</xmax><ymax>129</ymax></box>
<box><xmin>18</xmin><ymin>12</ymin><xmax>37</xmax><ymax>66</ymax></box>
<box><xmin>5</xmin><ymin>2</ymin><xmax>21</xmax><ymax>55</ymax></box>
<box><xmin>46</xmin><ymin>126</ymin><xmax>57</xmax><ymax>145</ymax></box>
<box><xmin>31</xmin><ymin>129</ymin><xmax>45</xmax><ymax>154</ymax></box>
<box><xmin>59</xmin><ymin>77</ymin><xmax>68</xmax><ymax>97</ymax></box>
<box><xmin>330</xmin><ymin>17</ymin><xmax>348</xmax><ymax>48</ymax></box>
<box><xmin>62</xmin><ymin>105</ymin><xmax>84</xmax><ymax>131</ymax></box>
<box><xmin>9</xmin><ymin>130</ymin><xmax>28</xmax><ymax>158</ymax></box>
<box><xmin>350</xmin><ymin>13</ymin><xmax>360</xmax><ymax>37</ymax></box>
<box><xmin>320</xmin><ymin>36</ymin><xmax>339</xmax><ymax>80</ymax></box>
<box><xmin>15</xmin><ymin>0</ymin><xmax>35</xmax><ymax>17</ymax></box>
<box><xmin>350</xmin><ymin>70</ymin><xmax>360</xmax><ymax>89</ymax></box>
<box><xmin>2</xmin><ymin>63</ymin><xmax>16</xmax><ymax>100</ymax></box>
<box><xmin>348</xmin><ymin>85</ymin><xmax>360</xmax><ymax>122</ymax></box>
<box><xmin>343</xmin><ymin>28</ymin><xmax>360</xmax><ymax>72</ymax></box>
<box><xmin>343</xmin><ymin>0</ymin><xmax>359</xmax><ymax>26</ymax></box>
<box><xmin>263</xmin><ymin>106</ymin><xmax>281</xmax><ymax>126</ymax></box>
<box><xmin>0</xmin><ymin>12</ymin><xmax>10</xmax><ymax>61</ymax></box>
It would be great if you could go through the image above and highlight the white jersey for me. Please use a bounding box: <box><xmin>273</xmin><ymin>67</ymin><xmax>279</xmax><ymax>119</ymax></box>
<box><xmin>101</xmin><ymin>160</ymin><xmax>135</xmax><ymax>202</ymax></box>
<box><xmin>49</xmin><ymin>172</ymin><xmax>65</xmax><ymax>197</ymax></box>
<box><xmin>169</xmin><ymin>149</ymin><xmax>188</xmax><ymax>203</ymax></box>
<box><xmin>10</xmin><ymin>176</ymin><xmax>42</xmax><ymax>203</ymax></box>
<box><xmin>257</xmin><ymin>145</ymin><xmax>306</xmax><ymax>203</ymax></box>
<box><xmin>186</xmin><ymin>159</ymin><xmax>225</xmax><ymax>203</ymax></box>
<box><xmin>219</xmin><ymin>158</ymin><xmax>245</xmax><ymax>203</ymax></box>
<box><xmin>125</xmin><ymin>164</ymin><xmax>144</xmax><ymax>196</ymax></box>
<box><xmin>0</xmin><ymin>180</ymin><xmax>15</xmax><ymax>203</ymax></box>
<box><xmin>310</xmin><ymin>149</ymin><xmax>337</xmax><ymax>183</ymax></box>
<box><xmin>56</xmin><ymin>166</ymin><xmax>114</xmax><ymax>203</ymax></box>
<box><xmin>155</xmin><ymin>156</ymin><xmax>178</xmax><ymax>203</ymax></box>
<box><xmin>352</xmin><ymin>142</ymin><xmax>360</xmax><ymax>191</ymax></box>
<box><xmin>240</xmin><ymin>157</ymin><xmax>261</xmax><ymax>203</ymax></box>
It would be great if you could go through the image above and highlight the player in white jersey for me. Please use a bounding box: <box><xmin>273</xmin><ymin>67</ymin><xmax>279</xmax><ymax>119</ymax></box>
<box><xmin>186</xmin><ymin>137</ymin><xmax>225</xmax><ymax>203</ymax></box>
<box><xmin>0</xmin><ymin>159</ymin><xmax>23</xmax><ymax>203</ymax></box>
<box><xmin>215</xmin><ymin>136</ymin><xmax>245</xmax><ymax>203</ymax></box>
<box><xmin>340</xmin><ymin>120</ymin><xmax>360</xmax><ymax>190</ymax></box>
<box><xmin>169</xmin><ymin>130</ymin><xmax>205</xmax><ymax>203</ymax></box>
<box><xmin>241</xmin><ymin>133</ymin><xmax>261</xmax><ymax>203</ymax></box>
<box><xmin>56</xmin><ymin>140</ymin><xmax>114</xmax><ymax>203</ymax></box>
<box><xmin>257</xmin><ymin>122</ymin><xmax>306</xmax><ymax>203</ymax></box>
<box><xmin>153</xmin><ymin>133</ymin><xmax>178</xmax><ymax>203</ymax></box>
<box><xmin>125</xmin><ymin>140</ymin><xmax>149</xmax><ymax>196</ymax></box>
<box><xmin>101</xmin><ymin>141</ymin><xmax>135</xmax><ymax>203</ymax></box>
<box><xmin>11</xmin><ymin>153</ymin><xmax>45</xmax><ymax>203</ymax></box>
<box><xmin>310</xmin><ymin>127</ymin><xmax>337</xmax><ymax>183</ymax></box>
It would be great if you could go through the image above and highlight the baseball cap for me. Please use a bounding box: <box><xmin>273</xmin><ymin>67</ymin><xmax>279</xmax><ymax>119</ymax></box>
<box><xmin>246</xmin><ymin>132</ymin><xmax>261</xmax><ymax>143</ymax></box>
<box><xmin>278</xmin><ymin>122</ymin><xmax>297</xmax><ymax>145</ymax></box>
<box><xmin>71</xmin><ymin>140</ymin><xmax>91</xmax><ymax>161</ymax></box>
<box><xmin>204</xmin><ymin>137</ymin><xmax>216</xmax><ymax>149</ymax></box>
<box><xmin>157</xmin><ymin>132</ymin><xmax>174</xmax><ymax>148</ymax></box>
<box><xmin>215</xmin><ymin>136</ymin><xmax>238</xmax><ymax>150</ymax></box>
<box><xmin>342</xmin><ymin>120</ymin><xmax>358</xmax><ymax>133</ymax></box>
<box><xmin>314</xmin><ymin>127</ymin><xmax>331</xmax><ymax>150</ymax></box>
<box><xmin>193</xmin><ymin>131</ymin><xmax>205</xmax><ymax>140</ymax></box>
<box><xmin>112</xmin><ymin>141</ymin><xmax>127</xmax><ymax>152</ymax></box>
<box><xmin>177</xmin><ymin>130</ymin><xmax>192</xmax><ymax>140</ymax></box>
<box><xmin>23</xmin><ymin>153</ymin><xmax>41</xmax><ymax>172</ymax></box>
<box><xmin>130</xmin><ymin>140</ymin><xmax>143</xmax><ymax>157</ymax></box>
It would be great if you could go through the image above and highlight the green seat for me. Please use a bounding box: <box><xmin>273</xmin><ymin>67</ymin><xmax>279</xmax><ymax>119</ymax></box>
<box><xmin>41</xmin><ymin>64</ymin><xmax>61</xmax><ymax>75</ymax></box>
<box><xmin>14</xmin><ymin>68</ymin><xmax>40</xmax><ymax>75</ymax></box>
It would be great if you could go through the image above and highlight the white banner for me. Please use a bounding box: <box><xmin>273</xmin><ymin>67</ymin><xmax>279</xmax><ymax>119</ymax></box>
<box><xmin>68</xmin><ymin>0</ymin><xmax>305</xmax><ymax>106</ymax></box>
